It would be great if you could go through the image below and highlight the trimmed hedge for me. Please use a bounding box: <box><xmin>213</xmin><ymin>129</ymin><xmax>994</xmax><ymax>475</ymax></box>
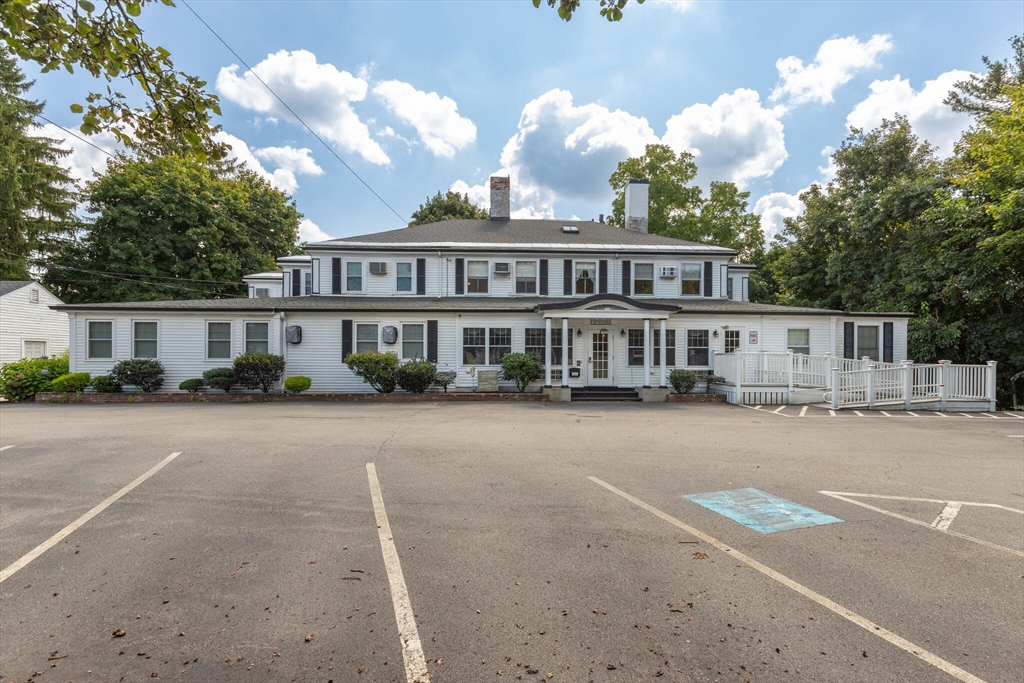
<box><xmin>434</xmin><ymin>370</ymin><xmax>456</xmax><ymax>393</ymax></box>
<box><xmin>396</xmin><ymin>359</ymin><xmax>437</xmax><ymax>394</ymax></box>
<box><xmin>284</xmin><ymin>376</ymin><xmax>312</xmax><ymax>394</ymax></box>
<box><xmin>51</xmin><ymin>372</ymin><xmax>91</xmax><ymax>393</ymax></box>
<box><xmin>91</xmin><ymin>374</ymin><xmax>123</xmax><ymax>393</ymax></box>
<box><xmin>233</xmin><ymin>352</ymin><xmax>285</xmax><ymax>393</ymax></box>
<box><xmin>203</xmin><ymin>367</ymin><xmax>236</xmax><ymax>393</ymax></box>
<box><xmin>179</xmin><ymin>378</ymin><xmax>205</xmax><ymax>394</ymax></box>
<box><xmin>669</xmin><ymin>369</ymin><xmax>698</xmax><ymax>394</ymax></box>
<box><xmin>0</xmin><ymin>350</ymin><xmax>70</xmax><ymax>402</ymax></box>
<box><xmin>500</xmin><ymin>352</ymin><xmax>543</xmax><ymax>392</ymax></box>
<box><xmin>345</xmin><ymin>351</ymin><xmax>399</xmax><ymax>393</ymax></box>
<box><xmin>111</xmin><ymin>359</ymin><xmax>165</xmax><ymax>393</ymax></box>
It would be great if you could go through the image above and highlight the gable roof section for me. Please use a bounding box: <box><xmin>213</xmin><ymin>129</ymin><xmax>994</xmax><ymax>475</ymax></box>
<box><xmin>0</xmin><ymin>281</ymin><xmax>33</xmax><ymax>297</ymax></box>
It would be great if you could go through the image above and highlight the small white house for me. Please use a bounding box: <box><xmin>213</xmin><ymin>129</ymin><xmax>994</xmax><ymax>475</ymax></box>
<box><xmin>0</xmin><ymin>281</ymin><xmax>69</xmax><ymax>364</ymax></box>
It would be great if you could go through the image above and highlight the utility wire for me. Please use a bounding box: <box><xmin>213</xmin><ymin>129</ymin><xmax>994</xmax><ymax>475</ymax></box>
<box><xmin>181</xmin><ymin>0</ymin><xmax>408</xmax><ymax>227</ymax></box>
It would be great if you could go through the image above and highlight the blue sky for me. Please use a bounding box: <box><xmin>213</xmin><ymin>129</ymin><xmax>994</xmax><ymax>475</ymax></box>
<box><xmin>24</xmin><ymin>0</ymin><xmax>1022</xmax><ymax>242</ymax></box>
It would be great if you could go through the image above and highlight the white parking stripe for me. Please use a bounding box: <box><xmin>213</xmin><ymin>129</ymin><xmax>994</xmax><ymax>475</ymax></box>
<box><xmin>854</xmin><ymin>411</ymin><xmax>865</xmax><ymax>417</ymax></box>
<box><xmin>906</xmin><ymin>411</ymin><xmax>920</xmax><ymax>417</ymax></box>
<box><xmin>366</xmin><ymin>464</ymin><xmax>429</xmax><ymax>683</ymax></box>
<box><xmin>589</xmin><ymin>477</ymin><xmax>987</xmax><ymax>683</ymax></box>
<box><xmin>937</xmin><ymin>412</ymin><xmax>949</xmax><ymax>417</ymax></box>
<box><xmin>1003</xmin><ymin>412</ymin><xmax>1024</xmax><ymax>419</ymax></box>
<box><xmin>0</xmin><ymin>445</ymin><xmax>15</xmax><ymax>451</ymax></box>
<box><xmin>829</xmin><ymin>409</ymin><xmax>836</xmax><ymax>416</ymax></box>
<box><xmin>982</xmin><ymin>413</ymin><xmax>1000</xmax><ymax>419</ymax></box>
<box><xmin>1007</xmin><ymin>435</ymin><xmax>1023</xmax><ymax>438</ymax></box>
<box><xmin>880</xmin><ymin>411</ymin><xmax>893</xmax><ymax>417</ymax></box>
<box><xmin>0</xmin><ymin>451</ymin><xmax>183</xmax><ymax>584</ymax></box>
<box><xmin>772</xmin><ymin>406</ymin><xmax>786</xmax><ymax>414</ymax></box>
<box><xmin>931</xmin><ymin>502</ymin><xmax>962</xmax><ymax>531</ymax></box>
<box><xmin>799</xmin><ymin>406</ymin><xmax>808</xmax><ymax>417</ymax></box>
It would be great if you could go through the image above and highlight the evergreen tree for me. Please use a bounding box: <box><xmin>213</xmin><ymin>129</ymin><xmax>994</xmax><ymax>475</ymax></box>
<box><xmin>409</xmin><ymin>190</ymin><xmax>488</xmax><ymax>225</ymax></box>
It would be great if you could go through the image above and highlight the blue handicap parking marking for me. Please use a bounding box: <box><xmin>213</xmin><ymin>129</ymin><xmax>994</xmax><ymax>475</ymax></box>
<box><xmin>684</xmin><ymin>487</ymin><xmax>843</xmax><ymax>534</ymax></box>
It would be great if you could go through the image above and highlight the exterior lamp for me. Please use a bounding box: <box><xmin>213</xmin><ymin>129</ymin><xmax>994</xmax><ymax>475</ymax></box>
<box><xmin>620</xmin><ymin>329</ymin><xmax>626</xmax><ymax>337</ymax></box>
<box><xmin>712</xmin><ymin>329</ymin><xmax>719</xmax><ymax>338</ymax></box>
<box><xmin>576</xmin><ymin>328</ymin><xmax>583</xmax><ymax>338</ymax></box>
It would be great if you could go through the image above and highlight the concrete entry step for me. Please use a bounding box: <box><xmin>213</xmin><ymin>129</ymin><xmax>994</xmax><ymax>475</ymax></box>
<box><xmin>571</xmin><ymin>387</ymin><xmax>641</xmax><ymax>402</ymax></box>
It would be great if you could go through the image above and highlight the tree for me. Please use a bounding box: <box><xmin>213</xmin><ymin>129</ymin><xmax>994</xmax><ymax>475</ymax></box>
<box><xmin>42</xmin><ymin>155</ymin><xmax>301</xmax><ymax>302</ymax></box>
<box><xmin>534</xmin><ymin>0</ymin><xmax>645</xmax><ymax>22</ymax></box>
<box><xmin>409</xmin><ymin>190</ymin><xmax>488</xmax><ymax>226</ymax></box>
<box><xmin>945</xmin><ymin>35</ymin><xmax>1023</xmax><ymax>115</ymax></box>
<box><xmin>0</xmin><ymin>52</ymin><xmax>78</xmax><ymax>280</ymax></box>
<box><xmin>0</xmin><ymin>0</ymin><xmax>223</xmax><ymax>160</ymax></box>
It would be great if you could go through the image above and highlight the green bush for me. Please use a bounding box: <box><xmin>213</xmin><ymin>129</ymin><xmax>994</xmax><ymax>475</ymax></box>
<box><xmin>499</xmin><ymin>352</ymin><xmax>544</xmax><ymax>392</ymax></box>
<box><xmin>233</xmin><ymin>352</ymin><xmax>286</xmax><ymax>393</ymax></box>
<box><xmin>284</xmin><ymin>376</ymin><xmax>312</xmax><ymax>393</ymax></box>
<box><xmin>0</xmin><ymin>350</ymin><xmax>70</xmax><ymax>402</ymax></box>
<box><xmin>396</xmin><ymin>359</ymin><xmax>437</xmax><ymax>394</ymax></box>
<box><xmin>345</xmin><ymin>351</ymin><xmax>399</xmax><ymax>393</ymax></box>
<box><xmin>669</xmin><ymin>369</ymin><xmax>698</xmax><ymax>394</ymax></box>
<box><xmin>51</xmin><ymin>372</ymin><xmax>91</xmax><ymax>393</ymax></box>
<box><xmin>91</xmin><ymin>374</ymin><xmax>123</xmax><ymax>393</ymax></box>
<box><xmin>179</xmin><ymin>378</ymin><xmax>205</xmax><ymax>394</ymax></box>
<box><xmin>110</xmin><ymin>358</ymin><xmax>165</xmax><ymax>392</ymax></box>
<box><xmin>203</xmin><ymin>367</ymin><xmax>236</xmax><ymax>392</ymax></box>
<box><xmin>434</xmin><ymin>370</ymin><xmax>456</xmax><ymax>393</ymax></box>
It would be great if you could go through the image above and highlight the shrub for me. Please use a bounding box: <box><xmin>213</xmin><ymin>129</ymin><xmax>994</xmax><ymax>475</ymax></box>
<box><xmin>51</xmin><ymin>372</ymin><xmax>91</xmax><ymax>393</ymax></box>
<box><xmin>499</xmin><ymin>352</ymin><xmax>544</xmax><ymax>392</ymax></box>
<box><xmin>669</xmin><ymin>369</ymin><xmax>698</xmax><ymax>394</ymax></box>
<box><xmin>110</xmin><ymin>358</ymin><xmax>165</xmax><ymax>392</ymax></box>
<box><xmin>396</xmin><ymin>359</ymin><xmax>437</xmax><ymax>394</ymax></box>
<box><xmin>0</xmin><ymin>350</ymin><xmax>70</xmax><ymax>402</ymax></box>
<box><xmin>233</xmin><ymin>352</ymin><xmax>286</xmax><ymax>393</ymax></box>
<box><xmin>203</xmin><ymin>367</ymin><xmax>236</xmax><ymax>392</ymax></box>
<box><xmin>91</xmin><ymin>374</ymin><xmax>123</xmax><ymax>393</ymax></box>
<box><xmin>706</xmin><ymin>374</ymin><xmax>726</xmax><ymax>385</ymax></box>
<box><xmin>179</xmin><ymin>378</ymin><xmax>205</xmax><ymax>394</ymax></box>
<box><xmin>284</xmin><ymin>376</ymin><xmax>312</xmax><ymax>394</ymax></box>
<box><xmin>345</xmin><ymin>351</ymin><xmax>399</xmax><ymax>393</ymax></box>
<box><xmin>434</xmin><ymin>370</ymin><xmax>456</xmax><ymax>393</ymax></box>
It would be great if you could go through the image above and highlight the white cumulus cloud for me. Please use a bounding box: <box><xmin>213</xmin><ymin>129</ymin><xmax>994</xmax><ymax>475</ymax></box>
<box><xmin>216</xmin><ymin>131</ymin><xmax>321</xmax><ymax>194</ymax></box>
<box><xmin>754</xmin><ymin>191</ymin><xmax>805</xmax><ymax>240</ymax></box>
<box><xmin>662</xmin><ymin>88</ymin><xmax>787</xmax><ymax>186</ymax></box>
<box><xmin>217</xmin><ymin>49</ymin><xmax>389</xmax><ymax>165</ymax></box>
<box><xmin>373</xmin><ymin>80</ymin><xmax>476</xmax><ymax>158</ymax></box>
<box><xmin>648</xmin><ymin>0</ymin><xmax>695</xmax><ymax>13</ymax></box>
<box><xmin>298</xmin><ymin>218</ymin><xmax>333</xmax><ymax>243</ymax></box>
<box><xmin>32</xmin><ymin>124</ymin><xmax>118</xmax><ymax>184</ymax></box>
<box><xmin>771</xmin><ymin>34</ymin><xmax>893</xmax><ymax>106</ymax></box>
<box><xmin>254</xmin><ymin>146</ymin><xmax>324</xmax><ymax>176</ymax></box>
<box><xmin>846</xmin><ymin>70</ymin><xmax>975</xmax><ymax>156</ymax></box>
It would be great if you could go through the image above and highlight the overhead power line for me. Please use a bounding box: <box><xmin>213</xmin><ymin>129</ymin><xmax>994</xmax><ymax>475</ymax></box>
<box><xmin>181</xmin><ymin>0</ymin><xmax>408</xmax><ymax>226</ymax></box>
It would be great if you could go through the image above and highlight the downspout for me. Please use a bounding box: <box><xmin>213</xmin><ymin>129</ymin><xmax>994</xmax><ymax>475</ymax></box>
<box><xmin>437</xmin><ymin>250</ymin><xmax>442</xmax><ymax>299</ymax></box>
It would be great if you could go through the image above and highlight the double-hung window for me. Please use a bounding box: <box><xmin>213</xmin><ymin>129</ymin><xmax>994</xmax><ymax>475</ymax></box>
<box><xmin>857</xmin><ymin>326</ymin><xmax>879</xmax><ymax>361</ymax></box>
<box><xmin>347</xmin><ymin>262</ymin><xmax>363</xmax><ymax>292</ymax></box>
<box><xmin>634</xmin><ymin>263</ymin><xmax>654</xmax><ymax>295</ymax></box>
<box><xmin>402</xmin><ymin>323</ymin><xmax>424</xmax><ymax>359</ymax></box>
<box><xmin>88</xmin><ymin>321</ymin><xmax>113</xmax><ymax>359</ymax></box>
<box><xmin>133</xmin><ymin>321</ymin><xmax>158</xmax><ymax>359</ymax></box>
<box><xmin>681</xmin><ymin>264</ymin><xmax>701</xmax><ymax>296</ymax></box>
<box><xmin>245</xmin><ymin>322</ymin><xmax>270</xmax><ymax>354</ymax></box>
<box><xmin>787</xmin><ymin>329</ymin><xmax>810</xmax><ymax>355</ymax></box>
<box><xmin>627</xmin><ymin>329</ymin><xmax>644</xmax><ymax>366</ymax></box>
<box><xmin>525</xmin><ymin>328</ymin><xmax>546</xmax><ymax>362</ymax></box>
<box><xmin>488</xmin><ymin>328</ymin><xmax>512</xmax><ymax>364</ymax></box>
<box><xmin>396</xmin><ymin>262</ymin><xmax>413</xmax><ymax>293</ymax></box>
<box><xmin>467</xmin><ymin>261</ymin><xmax>489</xmax><ymax>293</ymax></box>
<box><xmin>462</xmin><ymin>327</ymin><xmax>486</xmax><ymax>364</ymax></box>
<box><xmin>575</xmin><ymin>261</ymin><xmax>596</xmax><ymax>294</ymax></box>
<box><xmin>207</xmin><ymin>322</ymin><xmax>231</xmax><ymax>359</ymax></box>
<box><xmin>550</xmin><ymin>328</ymin><xmax>572</xmax><ymax>380</ymax></box>
<box><xmin>687</xmin><ymin>330</ymin><xmax>710</xmax><ymax>366</ymax></box>
<box><xmin>516</xmin><ymin>261</ymin><xmax>537</xmax><ymax>294</ymax></box>
<box><xmin>653</xmin><ymin>329</ymin><xmax>675</xmax><ymax>366</ymax></box>
<box><xmin>356</xmin><ymin>324</ymin><xmax>378</xmax><ymax>353</ymax></box>
<box><xmin>304</xmin><ymin>272</ymin><xmax>312</xmax><ymax>296</ymax></box>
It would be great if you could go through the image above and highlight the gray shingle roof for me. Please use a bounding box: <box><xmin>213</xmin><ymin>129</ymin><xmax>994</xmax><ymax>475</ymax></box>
<box><xmin>0</xmin><ymin>281</ymin><xmax>33</xmax><ymax>297</ymax></box>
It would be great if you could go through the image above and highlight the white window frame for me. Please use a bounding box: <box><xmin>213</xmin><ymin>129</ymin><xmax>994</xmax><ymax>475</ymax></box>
<box><xmin>345</xmin><ymin>261</ymin><xmax>364</xmax><ymax>293</ymax></box>
<box><xmin>856</xmin><ymin>324</ymin><xmax>880</xmax><ymax>361</ymax></box>
<box><xmin>786</xmin><ymin>328</ymin><xmax>811</xmax><ymax>356</ymax></box>
<box><xmin>132</xmin><ymin>320</ymin><xmax>159</xmax><ymax>359</ymax></box>
<box><xmin>633</xmin><ymin>262</ymin><xmax>655</xmax><ymax>296</ymax></box>
<box><xmin>680</xmin><ymin>263</ymin><xmax>702</xmax><ymax>297</ymax></box>
<box><xmin>401</xmin><ymin>322</ymin><xmax>425</xmax><ymax>360</ymax></box>
<box><xmin>304</xmin><ymin>271</ymin><xmax>313</xmax><ymax>296</ymax></box>
<box><xmin>515</xmin><ymin>260</ymin><xmax>538</xmax><ymax>295</ymax></box>
<box><xmin>466</xmin><ymin>259</ymin><xmax>490</xmax><ymax>295</ymax></box>
<box><xmin>22</xmin><ymin>340</ymin><xmax>47</xmax><ymax>358</ymax></box>
<box><xmin>395</xmin><ymin>261</ymin><xmax>414</xmax><ymax>294</ymax></box>
<box><xmin>685</xmin><ymin>328</ymin><xmax>710</xmax><ymax>367</ymax></box>
<box><xmin>254</xmin><ymin>287</ymin><xmax>270</xmax><ymax>298</ymax></box>
<box><xmin>86</xmin><ymin>319</ymin><xmax>114</xmax><ymax>359</ymax></box>
<box><xmin>462</xmin><ymin>326</ymin><xmax>486</xmax><ymax>365</ymax></box>
<box><xmin>575</xmin><ymin>260</ymin><xmax>597</xmax><ymax>295</ymax></box>
<box><xmin>355</xmin><ymin>322</ymin><xmax>379</xmax><ymax>353</ymax></box>
<box><xmin>244</xmin><ymin>320</ymin><xmax>271</xmax><ymax>354</ymax></box>
<box><xmin>206</xmin><ymin>321</ymin><xmax>233</xmax><ymax>360</ymax></box>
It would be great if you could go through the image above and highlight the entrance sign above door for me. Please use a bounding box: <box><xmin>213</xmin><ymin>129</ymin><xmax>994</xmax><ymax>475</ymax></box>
<box><xmin>590</xmin><ymin>318</ymin><xmax>612</xmax><ymax>325</ymax></box>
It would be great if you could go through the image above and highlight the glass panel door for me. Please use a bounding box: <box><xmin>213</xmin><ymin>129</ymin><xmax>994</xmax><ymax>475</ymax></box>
<box><xmin>589</xmin><ymin>331</ymin><xmax>612</xmax><ymax>385</ymax></box>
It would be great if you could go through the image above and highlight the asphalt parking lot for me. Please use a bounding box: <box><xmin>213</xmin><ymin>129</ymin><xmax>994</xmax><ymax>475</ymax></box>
<box><xmin>1</xmin><ymin>402</ymin><xmax>1022</xmax><ymax>683</ymax></box>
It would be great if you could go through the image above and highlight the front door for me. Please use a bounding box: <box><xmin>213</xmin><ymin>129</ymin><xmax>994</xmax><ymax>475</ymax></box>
<box><xmin>588</xmin><ymin>330</ymin><xmax>613</xmax><ymax>386</ymax></box>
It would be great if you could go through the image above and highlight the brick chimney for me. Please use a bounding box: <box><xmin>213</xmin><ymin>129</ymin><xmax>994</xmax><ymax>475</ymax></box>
<box><xmin>624</xmin><ymin>179</ymin><xmax>649</xmax><ymax>233</ymax></box>
<box><xmin>489</xmin><ymin>175</ymin><xmax>510</xmax><ymax>220</ymax></box>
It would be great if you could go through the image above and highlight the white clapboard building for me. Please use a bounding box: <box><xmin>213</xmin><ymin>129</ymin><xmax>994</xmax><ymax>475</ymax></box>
<box><xmin>1</xmin><ymin>281</ymin><xmax>69</xmax><ymax>365</ymax></box>
<box><xmin>54</xmin><ymin>177</ymin><xmax>915</xmax><ymax>402</ymax></box>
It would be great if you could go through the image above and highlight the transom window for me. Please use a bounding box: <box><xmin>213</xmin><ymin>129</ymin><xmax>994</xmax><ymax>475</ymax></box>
<box><xmin>133</xmin><ymin>321</ymin><xmax>158</xmax><ymax>358</ymax></box>
<box><xmin>467</xmin><ymin>261</ymin><xmax>489</xmax><ymax>294</ymax></box>
<box><xmin>653</xmin><ymin>329</ymin><xmax>676</xmax><ymax>366</ymax></box>
<box><xmin>356</xmin><ymin>323</ymin><xmax>378</xmax><ymax>353</ymax></box>
<box><xmin>627</xmin><ymin>329</ymin><xmax>644</xmax><ymax>366</ymax></box>
<box><xmin>857</xmin><ymin>325</ymin><xmax>879</xmax><ymax>361</ymax></box>
<box><xmin>724</xmin><ymin>329</ymin><xmax>741</xmax><ymax>354</ymax></box>
<box><xmin>575</xmin><ymin>262</ymin><xmax>596</xmax><ymax>294</ymax></box>
<box><xmin>402</xmin><ymin>323</ymin><xmax>424</xmax><ymax>359</ymax></box>
<box><xmin>516</xmin><ymin>261</ymin><xmax>537</xmax><ymax>294</ymax></box>
<box><xmin>489</xmin><ymin>328</ymin><xmax>511</xmax><ymax>364</ymax></box>
<box><xmin>787</xmin><ymin>329</ymin><xmax>810</xmax><ymax>355</ymax></box>
<box><xmin>687</xmin><ymin>329</ymin><xmax>710</xmax><ymax>366</ymax></box>
<box><xmin>681</xmin><ymin>264</ymin><xmax>702</xmax><ymax>296</ymax></box>
<box><xmin>88</xmin><ymin>321</ymin><xmax>113</xmax><ymax>359</ymax></box>
<box><xmin>347</xmin><ymin>262</ymin><xmax>363</xmax><ymax>292</ymax></box>
<box><xmin>245</xmin><ymin>322</ymin><xmax>270</xmax><ymax>354</ymax></box>
<box><xmin>396</xmin><ymin>262</ymin><xmax>413</xmax><ymax>292</ymax></box>
<box><xmin>207</xmin><ymin>322</ymin><xmax>231</xmax><ymax>359</ymax></box>
<box><xmin>634</xmin><ymin>263</ymin><xmax>654</xmax><ymax>295</ymax></box>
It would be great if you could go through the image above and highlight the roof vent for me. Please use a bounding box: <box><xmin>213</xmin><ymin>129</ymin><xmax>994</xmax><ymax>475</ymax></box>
<box><xmin>561</xmin><ymin>225</ymin><xmax>579</xmax><ymax>234</ymax></box>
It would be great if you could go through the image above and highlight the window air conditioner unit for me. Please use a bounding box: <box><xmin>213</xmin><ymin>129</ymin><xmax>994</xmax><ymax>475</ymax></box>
<box><xmin>493</xmin><ymin>262</ymin><xmax>511</xmax><ymax>275</ymax></box>
<box><xmin>369</xmin><ymin>262</ymin><xmax>388</xmax><ymax>275</ymax></box>
<box><xmin>659</xmin><ymin>266</ymin><xmax>678</xmax><ymax>278</ymax></box>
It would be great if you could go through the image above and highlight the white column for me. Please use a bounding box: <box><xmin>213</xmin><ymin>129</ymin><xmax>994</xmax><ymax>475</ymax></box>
<box><xmin>830</xmin><ymin>367</ymin><xmax>839</xmax><ymax>410</ymax></box>
<box><xmin>986</xmin><ymin>360</ymin><xmax>998</xmax><ymax>412</ymax></box>
<box><xmin>658</xmin><ymin>319</ymin><xmax>667</xmax><ymax>388</ymax></box>
<box><xmin>866</xmin><ymin>363</ymin><xmax>876</xmax><ymax>409</ymax></box>
<box><xmin>787</xmin><ymin>349</ymin><xmax>794</xmax><ymax>394</ymax></box>
<box><xmin>901</xmin><ymin>360</ymin><xmax>913</xmax><ymax>410</ymax></box>
<box><xmin>544</xmin><ymin>317</ymin><xmax>552</xmax><ymax>387</ymax></box>
<box><xmin>939</xmin><ymin>359</ymin><xmax>949</xmax><ymax>411</ymax></box>
<box><xmin>561</xmin><ymin>317</ymin><xmax>569</xmax><ymax>388</ymax></box>
<box><xmin>643</xmin><ymin>318</ymin><xmax>651</xmax><ymax>388</ymax></box>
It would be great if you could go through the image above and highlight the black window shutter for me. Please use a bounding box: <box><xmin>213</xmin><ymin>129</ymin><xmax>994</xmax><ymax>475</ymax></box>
<box><xmin>416</xmin><ymin>258</ymin><xmax>426</xmax><ymax>295</ymax></box>
<box><xmin>427</xmin><ymin>320</ymin><xmax>438</xmax><ymax>361</ymax></box>
<box><xmin>331</xmin><ymin>258</ymin><xmax>341</xmax><ymax>294</ymax></box>
<box><xmin>599</xmin><ymin>260</ymin><xmax>608</xmax><ymax>294</ymax></box>
<box><xmin>621</xmin><ymin>260</ymin><xmax>631</xmax><ymax>296</ymax></box>
<box><xmin>844</xmin><ymin>321</ymin><xmax>855</xmax><ymax>359</ymax></box>
<box><xmin>342</xmin><ymin>320</ymin><xmax>353</xmax><ymax>361</ymax></box>
<box><xmin>539</xmin><ymin>259</ymin><xmax>548</xmax><ymax>296</ymax></box>
<box><xmin>455</xmin><ymin>258</ymin><xmax>465</xmax><ymax>295</ymax></box>
<box><xmin>292</xmin><ymin>269</ymin><xmax>301</xmax><ymax>296</ymax></box>
<box><xmin>563</xmin><ymin>259</ymin><xmax>572</xmax><ymax>296</ymax></box>
<box><xmin>883</xmin><ymin>322</ymin><xmax>894</xmax><ymax>363</ymax></box>
<box><xmin>703</xmin><ymin>261</ymin><xmax>713</xmax><ymax>297</ymax></box>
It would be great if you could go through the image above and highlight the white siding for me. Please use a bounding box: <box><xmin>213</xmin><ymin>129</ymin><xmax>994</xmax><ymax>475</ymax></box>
<box><xmin>0</xmin><ymin>285</ymin><xmax>69</xmax><ymax>364</ymax></box>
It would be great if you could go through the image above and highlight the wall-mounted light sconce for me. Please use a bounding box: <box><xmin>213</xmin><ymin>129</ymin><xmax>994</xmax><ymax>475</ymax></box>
<box><xmin>620</xmin><ymin>328</ymin><xmax>626</xmax><ymax>337</ymax></box>
<box><xmin>576</xmin><ymin>328</ymin><xmax>582</xmax><ymax>338</ymax></box>
<box><xmin>712</xmin><ymin>329</ymin><xmax>720</xmax><ymax>338</ymax></box>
